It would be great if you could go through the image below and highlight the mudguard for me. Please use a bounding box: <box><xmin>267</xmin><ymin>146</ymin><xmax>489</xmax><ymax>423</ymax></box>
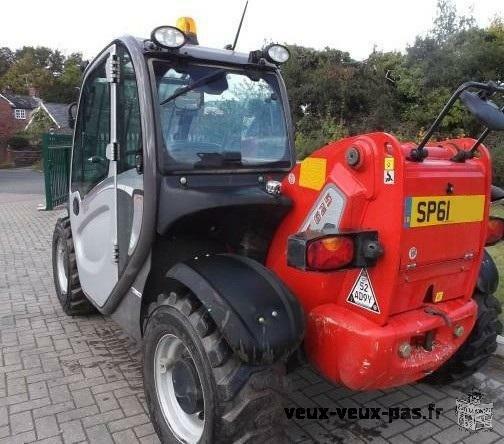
<box><xmin>477</xmin><ymin>250</ymin><xmax>499</xmax><ymax>295</ymax></box>
<box><xmin>167</xmin><ymin>254</ymin><xmax>305</xmax><ymax>364</ymax></box>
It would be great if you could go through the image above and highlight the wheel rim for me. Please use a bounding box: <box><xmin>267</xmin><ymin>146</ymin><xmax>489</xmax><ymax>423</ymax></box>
<box><xmin>56</xmin><ymin>236</ymin><xmax>68</xmax><ymax>292</ymax></box>
<box><xmin>154</xmin><ymin>333</ymin><xmax>205</xmax><ymax>443</ymax></box>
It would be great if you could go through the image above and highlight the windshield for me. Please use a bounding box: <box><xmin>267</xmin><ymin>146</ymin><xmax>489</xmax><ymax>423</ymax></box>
<box><xmin>153</xmin><ymin>61</ymin><xmax>291</xmax><ymax>170</ymax></box>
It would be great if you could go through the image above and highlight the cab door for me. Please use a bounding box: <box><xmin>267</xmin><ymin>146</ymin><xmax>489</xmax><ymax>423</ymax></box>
<box><xmin>69</xmin><ymin>45</ymin><xmax>119</xmax><ymax>307</ymax></box>
<box><xmin>115</xmin><ymin>44</ymin><xmax>144</xmax><ymax>276</ymax></box>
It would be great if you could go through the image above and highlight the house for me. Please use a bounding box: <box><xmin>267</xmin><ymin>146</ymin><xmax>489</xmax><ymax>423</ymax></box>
<box><xmin>26</xmin><ymin>102</ymin><xmax>72</xmax><ymax>134</ymax></box>
<box><xmin>0</xmin><ymin>92</ymin><xmax>71</xmax><ymax>163</ymax></box>
<box><xmin>0</xmin><ymin>92</ymin><xmax>71</xmax><ymax>142</ymax></box>
<box><xmin>0</xmin><ymin>92</ymin><xmax>39</xmax><ymax>147</ymax></box>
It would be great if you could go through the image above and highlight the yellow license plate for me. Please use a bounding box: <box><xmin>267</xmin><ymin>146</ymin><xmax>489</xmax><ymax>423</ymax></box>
<box><xmin>404</xmin><ymin>195</ymin><xmax>485</xmax><ymax>228</ymax></box>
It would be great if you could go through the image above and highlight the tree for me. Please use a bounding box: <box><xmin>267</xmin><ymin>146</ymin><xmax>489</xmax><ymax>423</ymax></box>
<box><xmin>0</xmin><ymin>47</ymin><xmax>83</xmax><ymax>103</ymax></box>
<box><xmin>432</xmin><ymin>0</ymin><xmax>475</xmax><ymax>43</ymax></box>
<box><xmin>0</xmin><ymin>47</ymin><xmax>14</xmax><ymax>78</ymax></box>
<box><xmin>280</xmin><ymin>3</ymin><xmax>503</xmax><ymax>159</ymax></box>
<box><xmin>0</xmin><ymin>52</ymin><xmax>54</xmax><ymax>96</ymax></box>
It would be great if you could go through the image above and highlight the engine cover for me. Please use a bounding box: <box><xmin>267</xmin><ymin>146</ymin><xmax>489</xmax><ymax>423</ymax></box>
<box><xmin>266</xmin><ymin>132</ymin><xmax>491</xmax><ymax>388</ymax></box>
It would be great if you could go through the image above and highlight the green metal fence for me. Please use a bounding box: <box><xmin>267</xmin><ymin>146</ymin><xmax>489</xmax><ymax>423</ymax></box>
<box><xmin>42</xmin><ymin>133</ymin><xmax>73</xmax><ymax>210</ymax></box>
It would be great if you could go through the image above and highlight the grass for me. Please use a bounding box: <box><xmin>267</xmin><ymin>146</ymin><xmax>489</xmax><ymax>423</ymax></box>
<box><xmin>487</xmin><ymin>205</ymin><xmax>504</xmax><ymax>322</ymax></box>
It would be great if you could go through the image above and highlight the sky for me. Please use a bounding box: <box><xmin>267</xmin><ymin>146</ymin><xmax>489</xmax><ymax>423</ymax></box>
<box><xmin>1</xmin><ymin>0</ymin><xmax>502</xmax><ymax>61</ymax></box>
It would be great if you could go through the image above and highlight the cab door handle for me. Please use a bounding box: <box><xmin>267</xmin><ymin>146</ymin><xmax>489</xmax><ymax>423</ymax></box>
<box><xmin>88</xmin><ymin>155</ymin><xmax>106</xmax><ymax>164</ymax></box>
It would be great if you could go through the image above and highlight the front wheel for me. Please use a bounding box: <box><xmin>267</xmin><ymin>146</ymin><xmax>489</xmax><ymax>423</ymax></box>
<box><xmin>143</xmin><ymin>291</ymin><xmax>287</xmax><ymax>443</ymax></box>
<box><xmin>425</xmin><ymin>292</ymin><xmax>502</xmax><ymax>384</ymax></box>
<box><xmin>51</xmin><ymin>217</ymin><xmax>96</xmax><ymax>316</ymax></box>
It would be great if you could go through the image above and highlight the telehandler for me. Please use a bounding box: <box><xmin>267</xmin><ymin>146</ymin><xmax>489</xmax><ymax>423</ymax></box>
<box><xmin>52</xmin><ymin>16</ymin><xmax>504</xmax><ymax>443</ymax></box>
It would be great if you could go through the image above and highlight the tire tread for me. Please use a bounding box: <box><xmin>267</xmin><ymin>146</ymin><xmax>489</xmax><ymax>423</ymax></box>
<box><xmin>425</xmin><ymin>292</ymin><xmax>503</xmax><ymax>384</ymax></box>
<box><xmin>52</xmin><ymin>216</ymin><xmax>96</xmax><ymax>316</ymax></box>
<box><xmin>146</xmin><ymin>291</ymin><xmax>287</xmax><ymax>443</ymax></box>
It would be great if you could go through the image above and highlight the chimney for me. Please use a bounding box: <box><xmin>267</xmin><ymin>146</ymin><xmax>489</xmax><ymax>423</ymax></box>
<box><xmin>28</xmin><ymin>86</ymin><xmax>39</xmax><ymax>98</ymax></box>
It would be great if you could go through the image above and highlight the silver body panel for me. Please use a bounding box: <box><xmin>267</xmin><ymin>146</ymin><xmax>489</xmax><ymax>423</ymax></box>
<box><xmin>70</xmin><ymin>46</ymin><xmax>120</xmax><ymax>308</ymax></box>
<box><xmin>70</xmin><ymin>179</ymin><xmax>118</xmax><ymax>306</ymax></box>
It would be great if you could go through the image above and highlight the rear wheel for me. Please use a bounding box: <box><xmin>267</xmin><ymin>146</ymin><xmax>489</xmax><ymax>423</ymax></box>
<box><xmin>52</xmin><ymin>217</ymin><xmax>96</xmax><ymax>316</ymax></box>
<box><xmin>143</xmin><ymin>291</ymin><xmax>287</xmax><ymax>443</ymax></box>
<box><xmin>425</xmin><ymin>292</ymin><xmax>502</xmax><ymax>384</ymax></box>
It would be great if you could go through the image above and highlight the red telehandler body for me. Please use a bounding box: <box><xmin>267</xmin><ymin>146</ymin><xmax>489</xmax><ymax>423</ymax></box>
<box><xmin>268</xmin><ymin>134</ymin><xmax>493</xmax><ymax>390</ymax></box>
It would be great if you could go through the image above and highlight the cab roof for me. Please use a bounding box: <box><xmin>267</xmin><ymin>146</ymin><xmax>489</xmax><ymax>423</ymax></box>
<box><xmin>129</xmin><ymin>37</ymin><xmax>277</xmax><ymax>69</ymax></box>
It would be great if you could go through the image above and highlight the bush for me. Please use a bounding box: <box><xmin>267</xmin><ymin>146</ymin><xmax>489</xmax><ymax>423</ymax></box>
<box><xmin>7</xmin><ymin>134</ymin><xmax>31</xmax><ymax>150</ymax></box>
<box><xmin>489</xmin><ymin>135</ymin><xmax>504</xmax><ymax>187</ymax></box>
<box><xmin>295</xmin><ymin>132</ymin><xmax>328</xmax><ymax>160</ymax></box>
<box><xmin>492</xmin><ymin>157</ymin><xmax>504</xmax><ymax>187</ymax></box>
<box><xmin>295</xmin><ymin>112</ymin><xmax>348</xmax><ymax>160</ymax></box>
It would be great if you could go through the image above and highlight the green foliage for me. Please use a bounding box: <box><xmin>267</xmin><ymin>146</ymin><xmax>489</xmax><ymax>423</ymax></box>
<box><xmin>0</xmin><ymin>46</ymin><xmax>83</xmax><ymax>103</ymax></box>
<box><xmin>24</xmin><ymin>110</ymin><xmax>54</xmax><ymax>145</ymax></box>
<box><xmin>487</xmin><ymin>204</ymin><xmax>504</xmax><ymax>318</ymax></box>
<box><xmin>0</xmin><ymin>47</ymin><xmax>14</xmax><ymax>78</ymax></box>
<box><xmin>7</xmin><ymin>134</ymin><xmax>30</xmax><ymax>150</ymax></box>
<box><xmin>295</xmin><ymin>112</ymin><xmax>348</xmax><ymax>159</ymax></box>
<box><xmin>492</xmin><ymin>150</ymin><xmax>504</xmax><ymax>187</ymax></box>
<box><xmin>486</xmin><ymin>134</ymin><xmax>504</xmax><ymax>187</ymax></box>
<box><xmin>432</xmin><ymin>0</ymin><xmax>476</xmax><ymax>43</ymax></box>
<box><xmin>280</xmin><ymin>0</ymin><xmax>504</xmax><ymax>170</ymax></box>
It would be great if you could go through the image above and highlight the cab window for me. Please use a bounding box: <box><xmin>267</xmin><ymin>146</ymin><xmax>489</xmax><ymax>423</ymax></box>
<box><xmin>71</xmin><ymin>58</ymin><xmax>110</xmax><ymax>195</ymax></box>
<box><xmin>117</xmin><ymin>46</ymin><xmax>142</xmax><ymax>173</ymax></box>
<box><xmin>153</xmin><ymin>62</ymin><xmax>290</xmax><ymax>171</ymax></box>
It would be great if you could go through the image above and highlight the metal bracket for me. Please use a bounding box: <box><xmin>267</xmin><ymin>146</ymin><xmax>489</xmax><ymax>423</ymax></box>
<box><xmin>106</xmin><ymin>142</ymin><xmax>119</xmax><ymax>161</ymax></box>
<box><xmin>106</xmin><ymin>55</ymin><xmax>120</xmax><ymax>83</ymax></box>
<box><xmin>424</xmin><ymin>306</ymin><xmax>452</xmax><ymax>327</ymax></box>
<box><xmin>135</xmin><ymin>153</ymin><xmax>143</xmax><ymax>175</ymax></box>
<box><xmin>113</xmin><ymin>244</ymin><xmax>119</xmax><ymax>263</ymax></box>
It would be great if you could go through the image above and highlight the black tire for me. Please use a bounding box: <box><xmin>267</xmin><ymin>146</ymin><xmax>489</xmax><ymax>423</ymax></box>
<box><xmin>52</xmin><ymin>217</ymin><xmax>96</xmax><ymax>316</ymax></box>
<box><xmin>143</xmin><ymin>291</ymin><xmax>287</xmax><ymax>444</ymax></box>
<box><xmin>425</xmin><ymin>292</ymin><xmax>502</xmax><ymax>384</ymax></box>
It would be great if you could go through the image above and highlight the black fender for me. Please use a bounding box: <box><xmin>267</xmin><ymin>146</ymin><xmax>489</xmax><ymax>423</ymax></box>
<box><xmin>167</xmin><ymin>254</ymin><xmax>305</xmax><ymax>365</ymax></box>
<box><xmin>477</xmin><ymin>250</ymin><xmax>499</xmax><ymax>295</ymax></box>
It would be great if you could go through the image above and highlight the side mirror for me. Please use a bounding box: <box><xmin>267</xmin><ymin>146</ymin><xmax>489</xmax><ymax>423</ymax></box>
<box><xmin>68</xmin><ymin>102</ymin><xmax>77</xmax><ymax>130</ymax></box>
<box><xmin>460</xmin><ymin>91</ymin><xmax>504</xmax><ymax>131</ymax></box>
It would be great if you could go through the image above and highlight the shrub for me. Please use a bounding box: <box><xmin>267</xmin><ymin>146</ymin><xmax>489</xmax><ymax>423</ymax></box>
<box><xmin>492</xmin><ymin>145</ymin><xmax>504</xmax><ymax>187</ymax></box>
<box><xmin>7</xmin><ymin>134</ymin><xmax>31</xmax><ymax>150</ymax></box>
<box><xmin>489</xmin><ymin>134</ymin><xmax>504</xmax><ymax>187</ymax></box>
<box><xmin>295</xmin><ymin>112</ymin><xmax>348</xmax><ymax>160</ymax></box>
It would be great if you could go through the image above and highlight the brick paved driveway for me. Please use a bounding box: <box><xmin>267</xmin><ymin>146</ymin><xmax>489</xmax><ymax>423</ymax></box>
<box><xmin>0</xmin><ymin>171</ymin><xmax>503</xmax><ymax>443</ymax></box>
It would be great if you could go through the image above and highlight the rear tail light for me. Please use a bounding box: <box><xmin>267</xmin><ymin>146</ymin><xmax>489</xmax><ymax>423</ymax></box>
<box><xmin>486</xmin><ymin>216</ymin><xmax>504</xmax><ymax>246</ymax></box>
<box><xmin>307</xmin><ymin>236</ymin><xmax>354</xmax><ymax>270</ymax></box>
<box><xmin>287</xmin><ymin>230</ymin><xmax>383</xmax><ymax>272</ymax></box>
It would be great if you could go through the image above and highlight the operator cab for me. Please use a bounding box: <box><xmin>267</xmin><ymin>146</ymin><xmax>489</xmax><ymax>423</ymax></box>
<box><xmin>67</xmin><ymin>18</ymin><xmax>295</xmax><ymax>312</ymax></box>
<box><xmin>55</xmin><ymin>18</ymin><xmax>305</xmax><ymax>443</ymax></box>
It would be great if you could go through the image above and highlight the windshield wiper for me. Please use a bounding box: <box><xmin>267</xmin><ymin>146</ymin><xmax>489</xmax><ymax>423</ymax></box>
<box><xmin>159</xmin><ymin>69</ymin><xmax>226</xmax><ymax>106</ymax></box>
